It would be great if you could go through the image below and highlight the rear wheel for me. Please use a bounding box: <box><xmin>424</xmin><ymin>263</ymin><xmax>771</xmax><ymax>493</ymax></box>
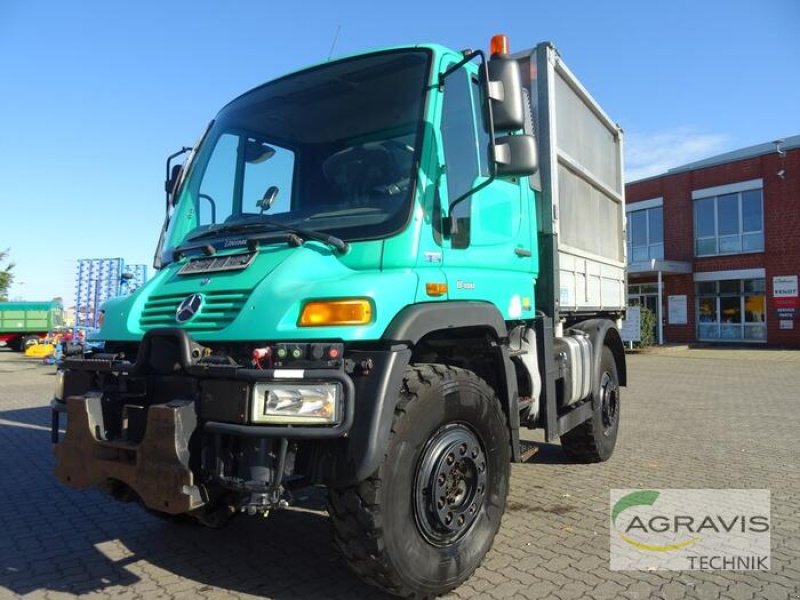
<box><xmin>328</xmin><ymin>364</ymin><xmax>510</xmax><ymax>598</ymax></box>
<box><xmin>560</xmin><ymin>345</ymin><xmax>620</xmax><ymax>463</ymax></box>
<box><xmin>22</xmin><ymin>336</ymin><xmax>39</xmax><ymax>351</ymax></box>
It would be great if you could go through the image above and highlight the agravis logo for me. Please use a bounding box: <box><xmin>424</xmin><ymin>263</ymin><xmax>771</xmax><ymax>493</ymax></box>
<box><xmin>610</xmin><ymin>489</ymin><xmax>770</xmax><ymax>571</ymax></box>
<box><xmin>612</xmin><ymin>490</ymin><xmax>698</xmax><ymax>552</ymax></box>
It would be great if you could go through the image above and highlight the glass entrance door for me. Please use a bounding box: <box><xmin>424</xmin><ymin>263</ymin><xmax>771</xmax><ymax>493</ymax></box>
<box><xmin>628</xmin><ymin>283</ymin><xmax>661</xmax><ymax>342</ymax></box>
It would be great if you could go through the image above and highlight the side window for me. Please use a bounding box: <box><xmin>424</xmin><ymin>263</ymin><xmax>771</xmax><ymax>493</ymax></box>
<box><xmin>441</xmin><ymin>66</ymin><xmax>482</xmax><ymax>248</ymax></box>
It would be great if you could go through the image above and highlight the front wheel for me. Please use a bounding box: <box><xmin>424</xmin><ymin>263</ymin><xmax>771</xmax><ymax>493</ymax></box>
<box><xmin>560</xmin><ymin>345</ymin><xmax>620</xmax><ymax>463</ymax></box>
<box><xmin>328</xmin><ymin>364</ymin><xmax>510</xmax><ymax>598</ymax></box>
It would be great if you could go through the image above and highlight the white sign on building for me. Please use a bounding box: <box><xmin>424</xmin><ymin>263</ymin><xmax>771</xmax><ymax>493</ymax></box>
<box><xmin>621</xmin><ymin>306</ymin><xmax>641</xmax><ymax>343</ymax></box>
<box><xmin>773</xmin><ymin>275</ymin><xmax>798</xmax><ymax>297</ymax></box>
<box><xmin>668</xmin><ymin>295</ymin><xmax>688</xmax><ymax>325</ymax></box>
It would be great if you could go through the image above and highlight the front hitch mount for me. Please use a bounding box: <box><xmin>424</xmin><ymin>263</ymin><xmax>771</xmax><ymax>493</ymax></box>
<box><xmin>54</xmin><ymin>394</ymin><xmax>205</xmax><ymax>514</ymax></box>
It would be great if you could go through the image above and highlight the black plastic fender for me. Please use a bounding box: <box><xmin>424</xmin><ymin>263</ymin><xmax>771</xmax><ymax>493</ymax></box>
<box><xmin>328</xmin><ymin>302</ymin><xmax>520</xmax><ymax>486</ymax></box>
<box><xmin>385</xmin><ymin>302</ymin><xmax>519</xmax><ymax>461</ymax></box>
<box><xmin>569</xmin><ymin>319</ymin><xmax>627</xmax><ymax>404</ymax></box>
<box><xmin>382</xmin><ymin>301</ymin><xmax>509</xmax><ymax>345</ymax></box>
<box><xmin>326</xmin><ymin>348</ymin><xmax>412</xmax><ymax>486</ymax></box>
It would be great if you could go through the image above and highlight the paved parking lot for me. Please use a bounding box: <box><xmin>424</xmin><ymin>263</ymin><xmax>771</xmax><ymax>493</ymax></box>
<box><xmin>1</xmin><ymin>347</ymin><xmax>799</xmax><ymax>600</ymax></box>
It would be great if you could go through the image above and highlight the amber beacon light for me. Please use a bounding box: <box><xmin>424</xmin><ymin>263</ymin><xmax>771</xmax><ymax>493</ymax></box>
<box><xmin>298</xmin><ymin>299</ymin><xmax>373</xmax><ymax>326</ymax></box>
<box><xmin>490</xmin><ymin>34</ymin><xmax>509</xmax><ymax>57</ymax></box>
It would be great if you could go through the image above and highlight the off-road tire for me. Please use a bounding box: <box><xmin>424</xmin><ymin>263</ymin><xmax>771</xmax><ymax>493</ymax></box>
<box><xmin>560</xmin><ymin>345</ymin><xmax>620</xmax><ymax>463</ymax></box>
<box><xmin>328</xmin><ymin>364</ymin><xmax>510</xmax><ymax>598</ymax></box>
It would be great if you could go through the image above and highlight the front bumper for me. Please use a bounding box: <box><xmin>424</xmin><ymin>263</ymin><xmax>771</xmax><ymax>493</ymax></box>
<box><xmin>51</xmin><ymin>328</ymin><xmax>355</xmax><ymax>511</ymax></box>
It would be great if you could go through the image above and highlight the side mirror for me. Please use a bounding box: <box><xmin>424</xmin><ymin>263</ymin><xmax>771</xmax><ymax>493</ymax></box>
<box><xmin>485</xmin><ymin>56</ymin><xmax>525</xmax><ymax>132</ymax></box>
<box><xmin>165</xmin><ymin>164</ymin><xmax>183</xmax><ymax>204</ymax></box>
<box><xmin>164</xmin><ymin>146</ymin><xmax>193</xmax><ymax>210</ymax></box>
<box><xmin>494</xmin><ymin>134</ymin><xmax>538</xmax><ymax>177</ymax></box>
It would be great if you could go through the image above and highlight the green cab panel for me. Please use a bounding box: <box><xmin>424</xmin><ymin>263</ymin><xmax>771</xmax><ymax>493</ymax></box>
<box><xmin>99</xmin><ymin>242</ymin><xmax>421</xmax><ymax>343</ymax></box>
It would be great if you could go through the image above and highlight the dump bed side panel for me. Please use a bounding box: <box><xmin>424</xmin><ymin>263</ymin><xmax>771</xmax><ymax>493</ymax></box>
<box><xmin>514</xmin><ymin>43</ymin><xmax>626</xmax><ymax>319</ymax></box>
<box><xmin>0</xmin><ymin>302</ymin><xmax>61</xmax><ymax>333</ymax></box>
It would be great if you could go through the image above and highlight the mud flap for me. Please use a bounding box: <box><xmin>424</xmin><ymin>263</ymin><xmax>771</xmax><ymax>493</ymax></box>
<box><xmin>54</xmin><ymin>395</ymin><xmax>205</xmax><ymax>514</ymax></box>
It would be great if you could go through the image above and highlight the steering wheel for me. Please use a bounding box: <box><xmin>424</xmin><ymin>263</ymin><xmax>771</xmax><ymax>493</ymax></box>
<box><xmin>360</xmin><ymin>141</ymin><xmax>414</xmax><ymax>197</ymax></box>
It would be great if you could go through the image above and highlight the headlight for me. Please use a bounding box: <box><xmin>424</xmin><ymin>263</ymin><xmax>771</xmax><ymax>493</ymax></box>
<box><xmin>54</xmin><ymin>370</ymin><xmax>65</xmax><ymax>401</ymax></box>
<box><xmin>251</xmin><ymin>382</ymin><xmax>341</xmax><ymax>424</ymax></box>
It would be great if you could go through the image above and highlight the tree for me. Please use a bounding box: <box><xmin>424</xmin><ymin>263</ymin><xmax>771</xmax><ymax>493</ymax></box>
<box><xmin>0</xmin><ymin>248</ymin><xmax>14</xmax><ymax>301</ymax></box>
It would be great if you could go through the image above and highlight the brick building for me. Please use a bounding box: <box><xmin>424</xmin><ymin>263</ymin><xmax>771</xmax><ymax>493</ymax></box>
<box><xmin>625</xmin><ymin>135</ymin><xmax>800</xmax><ymax>346</ymax></box>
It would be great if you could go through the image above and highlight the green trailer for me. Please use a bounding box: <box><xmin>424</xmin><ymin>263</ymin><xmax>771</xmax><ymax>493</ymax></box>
<box><xmin>52</xmin><ymin>35</ymin><xmax>626</xmax><ymax>597</ymax></box>
<box><xmin>0</xmin><ymin>301</ymin><xmax>63</xmax><ymax>351</ymax></box>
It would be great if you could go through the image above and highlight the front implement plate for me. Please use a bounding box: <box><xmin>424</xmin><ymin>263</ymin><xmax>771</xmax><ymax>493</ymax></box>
<box><xmin>54</xmin><ymin>395</ymin><xmax>204</xmax><ymax>514</ymax></box>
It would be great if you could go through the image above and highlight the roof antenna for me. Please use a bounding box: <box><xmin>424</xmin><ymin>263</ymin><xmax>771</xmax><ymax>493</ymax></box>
<box><xmin>328</xmin><ymin>25</ymin><xmax>342</xmax><ymax>61</ymax></box>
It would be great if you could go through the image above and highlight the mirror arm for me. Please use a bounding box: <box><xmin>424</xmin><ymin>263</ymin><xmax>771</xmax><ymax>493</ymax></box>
<box><xmin>486</xmin><ymin>80</ymin><xmax>504</xmax><ymax>102</ymax></box>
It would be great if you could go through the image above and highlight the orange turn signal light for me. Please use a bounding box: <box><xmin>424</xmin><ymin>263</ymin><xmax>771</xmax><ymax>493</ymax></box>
<box><xmin>490</xmin><ymin>34</ymin><xmax>509</xmax><ymax>57</ymax></box>
<box><xmin>298</xmin><ymin>299</ymin><xmax>373</xmax><ymax>327</ymax></box>
<box><xmin>426</xmin><ymin>282</ymin><xmax>448</xmax><ymax>297</ymax></box>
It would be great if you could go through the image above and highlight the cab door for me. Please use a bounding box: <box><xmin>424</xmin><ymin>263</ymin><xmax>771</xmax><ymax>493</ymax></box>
<box><xmin>437</xmin><ymin>60</ymin><xmax>536</xmax><ymax>320</ymax></box>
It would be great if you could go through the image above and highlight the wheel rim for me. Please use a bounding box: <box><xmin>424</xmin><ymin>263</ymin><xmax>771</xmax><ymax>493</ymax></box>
<box><xmin>414</xmin><ymin>423</ymin><xmax>487</xmax><ymax>546</ymax></box>
<box><xmin>599</xmin><ymin>371</ymin><xmax>619</xmax><ymax>431</ymax></box>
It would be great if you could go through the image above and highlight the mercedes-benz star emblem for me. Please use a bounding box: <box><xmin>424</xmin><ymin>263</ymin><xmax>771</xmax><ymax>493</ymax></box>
<box><xmin>176</xmin><ymin>293</ymin><xmax>203</xmax><ymax>323</ymax></box>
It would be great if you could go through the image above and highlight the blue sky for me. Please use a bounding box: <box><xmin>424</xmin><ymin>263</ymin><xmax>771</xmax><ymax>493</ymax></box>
<box><xmin>1</xmin><ymin>0</ymin><xmax>798</xmax><ymax>303</ymax></box>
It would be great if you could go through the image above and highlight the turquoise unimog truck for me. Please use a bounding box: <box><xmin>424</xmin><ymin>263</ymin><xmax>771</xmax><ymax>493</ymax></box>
<box><xmin>52</xmin><ymin>36</ymin><xmax>627</xmax><ymax>597</ymax></box>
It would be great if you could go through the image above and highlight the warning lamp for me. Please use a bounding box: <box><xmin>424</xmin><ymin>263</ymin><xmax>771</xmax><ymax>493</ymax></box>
<box><xmin>425</xmin><ymin>282</ymin><xmax>448</xmax><ymax>297</ymax></box>
<box><xmin>490</xmin><ymin>34</ymin><xmax>509</xmax><ymax>57</ymax></box>
<box><xmin>298</xmin><ymin>299</ymin><xmax>373</xmax><ymax>327</ymax></box>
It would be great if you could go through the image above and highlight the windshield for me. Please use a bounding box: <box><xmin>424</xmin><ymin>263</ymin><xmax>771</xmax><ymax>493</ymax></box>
<box><xmin>161</xmin><ymin>49</ymin><xmax>431</xmax><ymax>262</ymax></box>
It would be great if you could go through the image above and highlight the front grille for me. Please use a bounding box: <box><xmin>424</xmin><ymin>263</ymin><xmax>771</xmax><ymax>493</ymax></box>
<box><xmin>140</xmin><ymin>290</ymin><xmax>250</xmax><ymax>332</ymax></box>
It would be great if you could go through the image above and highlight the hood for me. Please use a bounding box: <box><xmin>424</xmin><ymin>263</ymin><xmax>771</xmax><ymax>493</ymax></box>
<box><xmin>99</xmin><ymin>241</ymin><xmax>419</xmax><ymax>343</ymax></box>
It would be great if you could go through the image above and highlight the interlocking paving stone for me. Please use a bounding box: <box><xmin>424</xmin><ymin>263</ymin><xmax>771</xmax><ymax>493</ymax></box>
<box><xmin>0</xmin><ymin>347</ymin><xmax>798</xmax><ymax>599</ymax></box>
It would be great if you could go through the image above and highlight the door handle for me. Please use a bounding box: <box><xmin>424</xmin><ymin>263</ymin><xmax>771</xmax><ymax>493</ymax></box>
<box><xmin>514</xmin><ymin>247</ymin><xmax>532</xmax><ymax>257</ymax></box>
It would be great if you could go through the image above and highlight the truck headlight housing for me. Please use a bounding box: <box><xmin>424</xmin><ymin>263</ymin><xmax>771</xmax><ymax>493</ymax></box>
<box><xmin>298</xmin><ymin>299</ymin><xmax>372</xmax><ymax>327</ymax></box>
<box><xmin>251</xmin><ymin>382</ymin><xmax>341</xmax><ymax>424</ymax></box>
<box><xmin>54</xmin><ymin>370</ymin><xmax>65</xmax><ymax>401</ymax></box>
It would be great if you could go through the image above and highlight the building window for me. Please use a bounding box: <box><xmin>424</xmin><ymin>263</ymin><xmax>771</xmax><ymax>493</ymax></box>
<box><xmin>696</xmin><ymin>278</ymin><xmax>766</xmax><ymax>341</ymax></box>
<box><xmin>627</xmin><ymin>206</ymin><xmax>663</xmax><ymax>263</ymax></box>
<box><xmin>694</xmin><ymin>189</ymin><xmax>763</xmax><ymax>256</ymax></box>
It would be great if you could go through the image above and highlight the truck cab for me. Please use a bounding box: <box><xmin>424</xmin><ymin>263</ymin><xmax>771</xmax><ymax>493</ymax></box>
<box><xmin>52</xmin><ymin>37</ymin><xmax>626</xmax><ymax>598</ymax></box>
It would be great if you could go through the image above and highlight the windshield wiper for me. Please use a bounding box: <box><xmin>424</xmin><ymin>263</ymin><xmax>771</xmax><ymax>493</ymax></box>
<box><xmin>182</xmin><ymin>219</ymin><xmax>349</xmax><ymax>254</ymax></box>
<box><xmin>184</xmin><ymin>221</ymin><xmax>270</xmax><ymax>243</ymax></box>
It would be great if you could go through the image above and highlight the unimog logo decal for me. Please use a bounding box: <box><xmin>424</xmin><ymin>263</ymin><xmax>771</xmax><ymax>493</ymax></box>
<box><xmin>175</xmin><ymin>293</ymin><xmax>203</xmax><ymax>323</ymax></box>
